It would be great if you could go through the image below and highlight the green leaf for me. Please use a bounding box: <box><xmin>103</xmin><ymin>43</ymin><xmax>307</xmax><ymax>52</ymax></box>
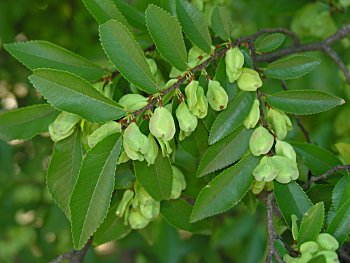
<box><xmin>327</xmin><ymin>199</ymin><xmax>350</xmax><ymax>245</ymax></box>
<box><xmin>70</xmin><ymin>133</ymin><xmax>122</xmax><ymax>249</ymax></box>
<box><xmin>190</xmin><ymin>154</ymin><xmax>259</xmax><ymax>223</ymax></box>
<box><xmin>274</xmin><ymin>181</ymin><xmax>313</xmax><ymax>227</ymax></box>
<box><xmin>328</xmin><ymin>175</ymin><xmax>350</xmax><ymax>224</ymax></box>
<box><xmin>47</xmin><ymin>130</ymin><xmax>82</xmax><ymax>219</ymax></box>
<box><xmin>211</xmin><ymin>6</ymin><xmax>232</xmax><ymax>41</ymax></box>
<box><xmin>266</xmin><ymin>90</ymin><xmax>345</xmax><ymax>115</ymax></box>
<box><xmin>83</xmin><ymin>0</ymin><xmax>130</xmax><ymax>28</ymax></box>
<box><xmin>0</xmin><ymin>104</ymin><xmax>59</xmax><ymax>141</ymax></box>
<box><xmin>94</xmin><ymin>200</ymin><xmax>131</xmax><ymax>246</ymax></box>
<box><xmin>175</xmin><ymin>0</ymin><xmax>212</xmax><ymax>52</ymax></box>
<box><xmin>297</xmin><ymin>202</ymin><xmax>324</xmax><ymax>244</ymax></box>
<box><xmin>160</xmin><ymin>199</ymin><xmax>210</xmax><ymax>234</ymax></box>
<box><xmin>113</xmin><ymin>0</ymin><xmax>146</xmax><ymax>30</ymax></box>
<box><xmin>4</xmin><ymin>41</ymin><xmax>104</xmax><ymax>81</ymax></box>
<box><xmin>290</xmin><ymin>143</ymin><xmax>345</xmax><ymax>176</ymax></box>
<box><xmin>29</xmin><ymin>69</ymin><xmax>125</xmax><ymax>122</ymax></box>
<box><xmin>145</xmin><ymin>5</ymin><xmax>188</xmax><ymax>71</ymax></box>
<box><xmin>209</xmin><ymin>91</ymin><xmax>256</xmax><ymax>145</ymax></box>
<box><xmin>264</xmin><ymin>55</ymin><xmax>321</xmax><ymax>79</ymax></box>
<box><xmin>134</xmin><ymin>153</ymin><xmax>173</xmax><ymax>201</ymax></box>
<box><xmin>255</xmin><ymin>33</ymin><xmax>285</xmax><ymax>53</ymax></box>
<box><xmin>197</xmin><ymin>126</ymin><xmax>253</xmax><ymax>177</ymax></box>
<box><xmin>99</xmin><ymin>20</ymin><xmax>158</xmax><ymax>93</ymax></box>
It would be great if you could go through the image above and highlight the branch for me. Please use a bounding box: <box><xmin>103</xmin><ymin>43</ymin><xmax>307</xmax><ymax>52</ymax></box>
<box><xmin>309</xmin><ymin>164</ymin><xmax>350</xmax><ymax>184</ymax></box>
<box><xmin>281</xmin><ymin>80</ymin><xmax>311</xmax><ymax>143</ymax></box>
<box><xmin>264</xmin><ymin>193</ymin><xmax>284</xmax><ymax>263</ymax></box>
<box><xmin>50</xmin><ymin>238</ymin><xmax>93</xmax><ymax>263</ymax></box>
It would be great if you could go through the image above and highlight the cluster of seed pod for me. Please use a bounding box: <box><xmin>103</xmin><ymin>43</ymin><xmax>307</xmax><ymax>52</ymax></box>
<box><xmin>116</xmin><ymin>167</ymin><xmax>186</xmax><ymax>229</ymax></box>
<box><xmin>284</xmin><ymin>233</ymin><xmax>339</xmax><ymax>263</ymax></box>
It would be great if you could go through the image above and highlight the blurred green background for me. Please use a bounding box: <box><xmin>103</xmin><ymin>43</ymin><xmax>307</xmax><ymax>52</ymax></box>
<box><xmin>0</xmin><ymin>0</ymin><xmax>349</xmax><ymax>262</ymax></box>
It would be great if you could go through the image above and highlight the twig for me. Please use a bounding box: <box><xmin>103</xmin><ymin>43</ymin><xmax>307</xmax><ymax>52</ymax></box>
<box><xmin>255</xmin><ymin>24</ymin><xmax>350</xmax><ymax>85</ymax></box>
<box><xmin>50</xmin><ymin>238</ymin><xmax>93</xmax><ymax>263</ymax></box>
<box><xmin>251</xmin><ymin>28</ymin><xmax>299</xmax><ymax>46</ymax></box>
<box><xmin>265</xmin><ymin>193</ymin><xmax>284</xmax><ymax>263</ymax></box>
<box><xmin>281</xmin><ymin>80</ymin><xmax>311</xmax><ymax>143</ymax></box>
<box><xmin>308</xmin><ymin>164</ymin><xmax>350</xmax><ymax>184</ymax></box>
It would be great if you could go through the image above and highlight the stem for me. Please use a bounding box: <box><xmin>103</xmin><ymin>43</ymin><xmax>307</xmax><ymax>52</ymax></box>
<box><xmin>50</xmin><ymin>238</ymin><xmax>93</xmax><ymax>263</ymax></box>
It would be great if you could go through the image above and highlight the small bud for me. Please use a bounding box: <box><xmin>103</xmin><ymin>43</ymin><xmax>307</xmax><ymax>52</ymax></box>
<box><xmin>317</xmin><ymin>233</ymin><xmax>339</xmax><ymax>251</ymax></box>
<box><xmin>116</xmin><ymin>189</ymin><xmax>134</xmax><ymax>217</ymax></box>
<box><xmin>123</xmin><ymin>123</ymin><xmax>149</xmax><ymax>161</ymax></box>
<box><xmin>249</xmin><ymin>126</ymin><xmax>274</xmax><ymax>156</ymax></box>
<box><xmin>225</xmin><ymin>47</ymin><xmax>244</xmax><ymax>83</ymax></box>
<box><xmin>243</xmin><ymin>99</ymin><xmax>260</xmax><ymax>129</ymax></box>
<box><xmin>190</xmin><ymin>85</ymin><xmax>208</xmax><ymax>119</ymax></box>
<box><xmin>206</xmin><ymin>80</ymin><xmax>228</xmax><ymax>111</ymax></box>
<box><xmin>270</xmin><ymin>156</ymin><xmax>299</xmax><ymax>184</ymax></box>
<box><xmin>128</xmin><ymin>208</ymin><xmax>150</xmax><ymax>229</ymax></box>
<box><xmin>275</xmin><ymin>140</ymin><xmax>297</xmax><ymax>162</ymax></box>
<box><xmin>103</xmin><ymin>84</ymin><xmax>114</xmax><ymax>99</ymax></box>
<box><xmin>252</xmin><ymin>180</ymin><xmax>266</xmax><ymax>195</ymax></box>
<box><xmin>49</xmin><ymin>112</ymin><xmax>81</xmax><ymax>142</ymax></box>
<box><xmin>176</xmin><ymin>102</ymin><xmax>198</xmax><ymax>139</ymax></box>
<box><xmin>144</xmin><ymin>134</ymin><xmax>159</xmax><ymax>166</ymax></box>
<box><xmin>88</xmin><ymin>121</ymin><xmax>121</xmax><ymax>148</ymax></box>
<box><xmin>267</xmin><ymin>108</ymin><xmax>288</xmax><ymax>140</ymax></box>
<box><xmin>252</xmin><ymin>156</ymin><xmax>279</xmax><ymax>182</ymax></box>
<box><xmin>149</xmin><ymin>107</ymin><xmax>176</xmax><ymax>141</ymax></box>
<box><xmin>146</xmin><ymin>58</ymin><xmax>157</xmax><ymax>76</ymax></box>
<box><xmin>282</xmin><ymin>111</ymin><xmax>293</xmax><ymax>131</ymax></box>
<box><xmin>170</xmin><ymin>166</ymin><xmax>186</xmax><ymax>199</ymax></box>
<box><xmin>300</xmin><ymin>241</ymin><xmax>319</xmax><ymax>255</ymax></box>
<box><xmin>119</xmin><ymin>94</ymin><xmax>148</xmax><ymax>112</ymax></box>
<box><xmin>237</xmin><ymin>68</ymin><xmax>262</xmax><ymax>91</ymax></box>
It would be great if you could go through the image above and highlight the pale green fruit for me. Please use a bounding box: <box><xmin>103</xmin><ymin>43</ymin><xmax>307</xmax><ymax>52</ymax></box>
<box><xmin>88</xmin><ymin>121</ymin><xmax>121</xmax><ymax>148</ymax></box>
<box><xmin>185</xmin><ymin>81</ymin><xmax>199</xmax><ymax>108</ymax></box>
<box><xmin>119</xmin><ymin>94</ymin><xmax>148</xmax><ymax>112</ymax></box>
<box><xmin>49</xmin><ymin>112</ymin><xmax>81</xmax><ymax>142</ymax></box>
<box><xmin>206</xmin><ymin>80</ymin><xmax>228</xmax><ymax>111</ymax></box>
<box><xmin>117</xmin><ymin>151</ymin><xmax>130</xmax><ymax>165</ymax></box>
<box><xmin>135</xmin><ymin>184</ymin><xmax>160</xmax><ymax>220</ymax></box>
<box><xmin>317</xmin><ymin>233</ymin><xmax>339</xmax><ymax>251</ymax></box>
<box><xmin>157</xmin><ymin>138</ymin><xmax>173</xmax><ymax>157</ymax></box>
<box><xmin>251</xmin><ymin>180</ymin><xmax>266</xmax><ymax>195</ymax></box>
<box><xmin>190</xmin><ymin>85</ymin><xmax>208</xmax><ymax>119</ymax></box>
<box><xmin>283</xmin><ymin>254</ymin><xmax>299</xmax><ymax>263</ymax></box>
<box><xmin>149</xmin><ymin>107</ymin><xmax>176</xmax><ymax>141</ymax></box>
<box><xmin>267</xmin><ymin>108</ymin><xmax>291</xmax><ymax>140</ymax></box>
<box><xmin>170</xmin><ymin>166</ymin><xmax>187</xmax><ymax>199</ymax></box>
<box><xmin>275</xmin><ymin>140</ymin><xmax>297</xmax><ymax>162</ymax></box>
<box><xmin>252</xmin><ymin>156</ymin><xmax>279</xmax><ymax>182</ymax></box>
<box><xmin>237</xmin><ymin>68</ymin><xmax>262</xmax><ymax>91</ymax></box>
<box><xmin>103</xmin><ymin>84</ymin><xmax>114</xmax><ymax>99</ymax></box>
<box><xmin>249</xmin><ymin>126</ymin><xmax>274</xmax><ymax>156</ymax></box>
<box><xmin>123</xmin><ymin>122</ymin><xmax>149</xmax><ymax>161</ymax></box>
<box><xmin>128</xmin><ymin>208</ymin><xmax>150</xmax><ymax>229</ymax></box>
<box><xmin>161</xmin><ymin>79</ymin><xmax>178</xmax><ymax>91</ymax></box>
<box><xmin>188</xmin><ymin>46</ymin><xmax>210</xmax><ymax>68</ymax></box>
<box><xmin>298</xmin><ymin>253</ymin><xmax>312</xmax><ymax>263</ymax></box>
<box><xmin>300</xmin><ymin>241</ymin><xmax>319</xmax><ymax>255</ymax></box>
<box><xmin>243</xmin><ymin>99</ymin><xmax>260</xmax><ymax>129</ymax></box>
<box><xmin>176</xmin><ymin>102</ymin><xmax>198</xmax><ymax>138</ymax></box>
<box><xmin>270</xmin><ymin>156</ymin><xmax>299</xmax><ymax>184</ymax></box>
<box><xmin>225</xmin><ymin>47</ymin><xmax>244</xmax><ymax>83</ymax></box>
<box><xmin>116</xmin><ymin>189</ymin><xmax>134</xmax><ymax>217</ymax></box>
<box><xmin>144</xmin><ymin>134</ymin><xmax>159</xmax><ymax>166</ymax></box>
<box><xmin>315</xmin><ymin>251</ymin><xmax>339</xmax><ymax>263</ymax></box>
<box><xmin>146</xmin><ymin>58</ymin><xmax>157</xmax><ymax>75</ymax></box>
<box><xmin>92</xmin><ymin>82</ymin><xmax>104</xmax><ymax>94</ymax></box>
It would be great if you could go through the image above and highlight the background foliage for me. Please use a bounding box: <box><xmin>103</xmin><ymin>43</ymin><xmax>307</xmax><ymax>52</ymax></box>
<box><xmin>0</xmin><ymin>0</ymin><xmax>350</xmax><ymax>262</ymax></box>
